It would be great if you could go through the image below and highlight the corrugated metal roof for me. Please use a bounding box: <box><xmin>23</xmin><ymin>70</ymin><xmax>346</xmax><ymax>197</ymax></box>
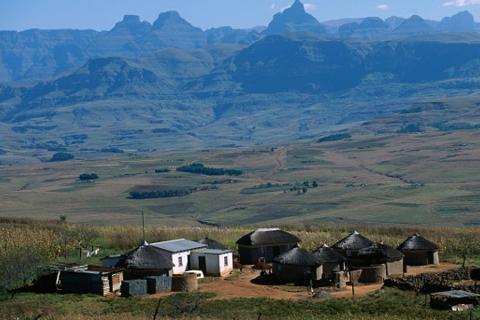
<box><xmin>431</xmin><ymin>290</ymin><xmax>480</xmax><ymax>299</ymax></box>
<box><xmin>398</xmin><ymin>234</ymin><xmax>439</xmax><ymax>251</ymax></box>
<box><xmin>151</xmin><ymin>239</ymin><xmax>207</xmax><ymax>253</ymax></box>
<box><xmin>236</xmin><ymin>228</ymin><xmax>300</xmax><ymax>246</ymax></box>
<box><xmin>198</xmin><ymin>249</ymin><xmax>233</xmax><ymax>255</ymax></box>
<box><xmin>332</xmin><ymin>231</ymin><xmax>374</xmax><ymax>251</ymax></box>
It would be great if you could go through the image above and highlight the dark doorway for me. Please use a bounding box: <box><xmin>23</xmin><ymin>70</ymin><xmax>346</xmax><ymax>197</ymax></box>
<box><xmin>273</xmin><ymin>246</ymin><xmax>280</xmax><ymax>257</ymax></box>
<box><xmin>199</xmin><ymin>256</ymin><xmax>207</xmax><ymax>273</ymax></box>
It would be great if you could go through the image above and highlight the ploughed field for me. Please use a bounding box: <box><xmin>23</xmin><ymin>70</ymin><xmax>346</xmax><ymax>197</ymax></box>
<box><xmin>2</xmin><ymin>96</ymin><xmax>480</xmax><ymax>226</ymax></box>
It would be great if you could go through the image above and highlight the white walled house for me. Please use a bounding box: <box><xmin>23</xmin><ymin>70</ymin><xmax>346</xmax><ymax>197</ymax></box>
<box><xmin>190</xmin><ymin>249</ymin><xmax>234</xmax><ymax>277</ymax></box>
<box><xmin>151</xmin><ymin>239</ymin><xmax>207</xmax><ymax>275</ymax></box>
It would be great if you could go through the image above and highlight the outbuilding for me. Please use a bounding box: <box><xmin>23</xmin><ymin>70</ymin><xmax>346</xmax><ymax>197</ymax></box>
<box><xmin>398</xmin><ymin>234</ymin><xmax>439</xmax><ymax>266</ymax></box>
<box><xmin>272</xmin><ymin>247</ymin><xmax>321</xmax><ymax>285</ymax></box>
<box><xmin>357</xmin><ymin>243</ymin><xmax>404</xmax><ymax>276</ymax></box>
<box><xmin>60</xmin><ymin>266</ymin><xmax>123</xmax><ymax>296</ymax></box>
<box><xmin>430</xmin><ymin>290</ymin><xmax>480</xmax><ymax>311</ymax></box>
<box><xmin>151</xmin><ymin>239</ymin><xmax>207</xmax><ymax>274</ymax></box>
<box><xmin>236</xmin><ymin>228</ymin><xmax>300</xmax><ymax>265</ymax></box>
<box><xmin>190</xmin><ymin>249</ymin><xmax>234</xmax><ymax>277</ymax></box>
<box><xmin>312</xmin><ymin>244</ymin><xmax>347</xmax><ymax>281</ymax></box>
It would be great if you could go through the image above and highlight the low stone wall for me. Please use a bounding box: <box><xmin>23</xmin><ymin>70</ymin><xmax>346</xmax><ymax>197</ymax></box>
<box><xmin>384</xmin><ymin>268</ymin><xmax>474</xmax><ymax>294</ymax></box>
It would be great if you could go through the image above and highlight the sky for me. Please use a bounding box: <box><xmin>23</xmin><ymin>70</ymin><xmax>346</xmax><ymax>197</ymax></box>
<box><xmin>2</xmin><ymin>0</ymin><xmax>480</xmax><ymax>31</ymax></box>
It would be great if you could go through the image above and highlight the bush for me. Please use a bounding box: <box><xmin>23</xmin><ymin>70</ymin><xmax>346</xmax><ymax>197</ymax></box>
<box><xmin>398</xmin><ymin>123</ymin><xmax>423</xmax><ymax>134</ymax></box>
<box><xmin>129</xmin><ymin>189</ymin><xmax>192</xmax><ymax>199</ymax></box>
<box><xmin>155</xmin><ymin>168</ymin><xmax>171</xmax><ymax>173</ymax></box>
<box><xmin>49</xmin><ymin>152</ymin><xmax>74</xmax><ymax>162</ymax></box>
<box><xmin>79</xmin><ymin>173</ymin><xmax>99</xmax><ymax>181</ymax></box>
<box><xmin>177</xmin><ymin>163</ymin><xmax>243</xmax><ymax>176</ymax></box>
<box><xmin>317</xmin><ymin>133</ymin><xmax>351</xmax><ymax>143</ymax></box>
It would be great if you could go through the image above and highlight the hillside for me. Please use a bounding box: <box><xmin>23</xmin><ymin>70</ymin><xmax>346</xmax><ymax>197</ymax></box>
<box><xmin>1</xmin><ymin>95</ymin><xmax>480</xmax><ymax>226</ymax></box>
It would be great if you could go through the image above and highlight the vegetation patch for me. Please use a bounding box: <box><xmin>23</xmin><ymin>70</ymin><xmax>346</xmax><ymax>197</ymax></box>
<box><xmin>79</xmin><ymin>173</ymin><xmax>99</xmax><ymax>181</ymax></box>
<box><xmin>177</xmin><ymin>163</ymin><xmax>243</xmax><ymax>176</ymax></box>
<box><xmin>317</xmin><ymin>133</ymin><xmax>352</xmax><ymax>143</ymax></box>
<box><xmin>49</xmin><ymin>152</ymin><xmax>74</xmax><ymax>162</ymax></box>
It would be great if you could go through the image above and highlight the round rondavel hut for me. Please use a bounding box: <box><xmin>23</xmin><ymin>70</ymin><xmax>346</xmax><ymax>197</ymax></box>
<box><xmin>114</xmin><ymin>241</ymin><xmax>174</xmax><ymax>279</ymax></box>
<box><xmin>332</xmin><ymin>231</ymin><xmax>374</xmax><ymax>264</ymax></box>
<box><xmin>272</xmin><ymin>247</ymin><xmax>321</xmax><ymax>285</ymax></box>
<box><xmin>357</xmin><ymin>242</ymin><xmax>404</xmax><ymax>276</ymax></box>
<box><xmin>237</xmin><ymin>228</ymin><xmax>300</xmax><ymax>265</ymax></box>
<box><xmin>398</xmin><ymin>234</ymin><xmax>439</xmax><ymax>266</ymax></box>
<box><xmin>313</xmin><ymin>244</ymin><xmax>347</xmax><ymax>281</ymax></box>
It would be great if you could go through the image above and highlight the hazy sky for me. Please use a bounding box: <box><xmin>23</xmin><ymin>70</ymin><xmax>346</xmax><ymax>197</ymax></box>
<box><xmin>2</xmin><ymin>0</ymin><xmax>480</xmax><ymax>31</ymax></box>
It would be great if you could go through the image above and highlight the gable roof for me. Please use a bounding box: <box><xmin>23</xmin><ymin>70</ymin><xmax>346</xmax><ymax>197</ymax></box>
<box><xmin>332</xmin><ymin>231</ymin><xmax>374</xmax><ymax>251</ymax></box>
<box><xmin>313</xmin><ymin>244</ymin><xmax>346</xmax><ymax>264</ymax></box>
<box><xmin>151</xmin><ymin>239</ymin><xmax>207</xmax><ymax>253</ymax></box>
<box><xmin>197</xmin><ymin>237</ymin><xmax>227</xmax><ymax>250</ymax></box>
<box><xmin>398</xmin><ymin>234</ymin><xmax>439</xmax><ymax>251</ymax></box>
<box><xmin>118</xmin><ymin>243</ymin><xmax>174</xmax><ymax>270</ymax></box>
<box><xmin>358</xmin><ymin>243</ymin><xmax>404</xmax><ymax>262</ymax></box>
<box><xmin>236</xmin><ymin>228</ymin><xmax>300</xmax><ymax>246</ymax></box>
<box><xmin>273</xmin><ymin>247</ymin><xmax>319</xmax><ymax>267</ymax></box>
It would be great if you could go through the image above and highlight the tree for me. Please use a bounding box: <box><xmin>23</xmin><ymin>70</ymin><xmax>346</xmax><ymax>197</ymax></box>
<box><xmin>312</xmin><ymin>181</ymin><xmax>319</xmax><ymax>188</ymax></box>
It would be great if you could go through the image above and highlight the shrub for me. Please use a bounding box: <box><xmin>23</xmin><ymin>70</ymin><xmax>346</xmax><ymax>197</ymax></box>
<box><xmin>317</xmin><ymin>133</ymin><xmax>351</xmax><ymax>143</ymax></box>
<box><xmin>177</xmin><ymin>163</ymin><xmax>243</xmax><ymax>176</ymax></box>
<box><xmin>49</xmin><ymin>152</ymin><xmax>74</xmax><ymax>162</ymax></box>
<box><xmin>79</xmin><ymin>173</ymin><xmax>99</xmax><ymax>181</ymax></box>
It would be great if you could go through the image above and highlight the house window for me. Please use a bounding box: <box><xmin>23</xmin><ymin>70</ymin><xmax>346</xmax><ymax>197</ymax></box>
<box><xmin>178</xmin><ymin>256</ymin><xmax>183</xmax><ymax>267</ymax></box>
<box><xmin>224</xmin><ymin>256</ymin><xmax>228</xmax><ymax>267</ymax></box>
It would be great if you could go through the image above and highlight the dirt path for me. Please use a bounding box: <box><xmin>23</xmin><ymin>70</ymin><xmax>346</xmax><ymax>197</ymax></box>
<box><xmin>196</xmin><ymin>263</ymin><xmax>459</xmax><ymax>301</ymax></box>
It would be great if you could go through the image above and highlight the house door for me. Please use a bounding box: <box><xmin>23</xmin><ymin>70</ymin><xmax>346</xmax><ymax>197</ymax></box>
<box><xmin>198</xmin><ymin>256</ymin><xmax>207</xmax><ymax>273</ymax></box>
<box><xmin>273</xmin><ymin>246</ymin><xmax>280</xmax><ymax>257</ymax></box>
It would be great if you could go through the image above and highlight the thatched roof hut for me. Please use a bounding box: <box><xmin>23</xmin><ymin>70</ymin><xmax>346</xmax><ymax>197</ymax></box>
<box><xmin>236</xmin><ymin>228</ymin><xmax>300</xmax><ymax>264</ymax></box>
<box><xmin>273</xmin><ymin>248</ymin><xmax>319</xmax><ymax>267</ymax></box>
<box><xmin>197</xmin><ymin>237</ymin><xmax>227</xmax><ymax>250</ymax></box>
<box><xmin>358</xmin><ymin>243</ymin><xmax>404</xmax><ymax>263</ymax></box>
<box><xmin>120</xmin><ymin>242</ymin><xmax>174</xmax><ymax>270</ymax></box>
<box><xmin>332</xmin><ymin>231</ymin><xmax>374</xmax><ymax>254</ymax></box>
<box><xmin>237</xmin><ymin>228</ymin><xmax>300</xmax><ymax>246</ymax></box>
<box><xmin>272</xmin><ymin>248</ymin><xmax>320</xmax><ymax>284</ymax></box>
<box><xmin>398</xmin><ymin>234</ymin><xmax>439</xmax><ymax>266</ymax></box>
<box><xmin>313</xmin><ymin>244</ymin><xmax>346</xmax><ymax>265</ymax></box>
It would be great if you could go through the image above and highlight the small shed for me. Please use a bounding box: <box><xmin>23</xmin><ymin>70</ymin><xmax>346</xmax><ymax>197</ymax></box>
<box><xmin>116</xmin><ymin>242</ymin><xmax>174</xmax><ymax>279</ymax></box>
<box><xmin>272</xmin><ymin>247</ymin><xmax>321</xmax><ymax>285</ymax></box>
<box><xmin>190</xmin><ymin>249</ymin><xmax>234</xmax><ymax>277</ymax></box>
<box><xmin>60</xmin><ymin>266</ymin><xmax>123</xmax><ymax>296</ymax></box>
<box><xmin>398</xmin><ymin>234</ymin><xmax>439</xmax><ymax>266</ymax></box>
<box><xmin>332</xmin><ymin>231</ymin><xmax>374</xmax><ymax>257</ymax></box>
<box><xmin>237</xmin><ymin>228</ymin><xmax>300</xmax><ymax>265</ymax></box>
<box><xmin>197</xmin><ymin>237</ymin><xmax>227</xmax><ymax>250</ymax></box>
<box><xmin>357</xmin><ymin>243</ymin><xmax>404</xmax><ymax>276</ymax></box>
<box><xmin>312</xmin><ymin>244</ymin><xmax>347</xmax><ymax>281</ymax></box>
<box><xmin>430</xmin><ymin>290</ymin><xmax>480</xmax><ymax>311</ymax></box>
<box><xmin>151</xmin><ymin>239</ymin><xmax>207</xmax><ymax>274</ymax></box>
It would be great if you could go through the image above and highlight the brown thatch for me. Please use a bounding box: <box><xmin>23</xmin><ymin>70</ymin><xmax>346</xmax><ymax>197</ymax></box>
<box><xmin>332</xmin><ymin>231</ymin><xmax>374</xmax><ymax>251</ymax></box>
<box><xmin>197</xmin><ymin>237</ymin><xmax>227</xmax><ymax>250</ymax></box>
<box><xmin>398</xmin><ymin>234</ymin><xmax>439</xmax><ymax>251</ymax></box>
<box><xmin>236</xmin><ymin>228</ymin><xmax>300</xmax><ymax>246</ymax></box>
<box><xmin>313</xmin><ymin>244</ymin><xmax>346</xmax><ymax>264</ymax></box>
<box><xmin>119</xmin><ymin>242</ymin><xmax>173</xmax><ymax>270</ymax></box>
<box><xmin>273</xmin><ymin>248</ymin><xmax>319</xmax><ymax>267</ymax></box>
<box><xmin>358</xmin><ymin>243</ymin><xmax>404</xmax><ymax>262</ymax></box>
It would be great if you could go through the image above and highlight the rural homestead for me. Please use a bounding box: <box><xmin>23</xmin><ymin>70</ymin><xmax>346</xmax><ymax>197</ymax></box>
<box><xmin>34</xmin><ymin>227</ymin><xmax>462</xmax><ymax>306</ymax></box>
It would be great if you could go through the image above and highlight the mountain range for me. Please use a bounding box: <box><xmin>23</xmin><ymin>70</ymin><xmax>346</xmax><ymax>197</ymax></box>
<box><xmin>2</xmin><ymin>0</ymin><xmax>480</xmax><ymax>163</ymax></box>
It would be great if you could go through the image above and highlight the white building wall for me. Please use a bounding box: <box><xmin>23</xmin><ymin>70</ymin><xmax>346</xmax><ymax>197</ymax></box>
<box><xmin>171</xmin><ymin>251</ymin><xmax>190</xmax><ymax>274</ymax></box>
<box><xmin>218</xmin><ymin>253</ymin><xmax>233</xmax><ymax>276</ymax></box>
<box><xmin>189</xmin><ymin>252</ymin><xmax>233</xmax><ymax>277</ymax></box>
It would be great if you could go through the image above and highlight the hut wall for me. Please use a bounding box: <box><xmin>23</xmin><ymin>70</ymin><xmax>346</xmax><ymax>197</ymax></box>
<box><xmin>273</xmin><ymin>263</ymin><xmax>318</xmax><ymax>284</ymax></box>
<box><xmin>171</xmin><ymin>273</ymin><xmax>198</xmax><ymax>292</ymax></box>
<box><xmin>404</xmin><ymin>251</ymin><xmax>439</xmax><ymax>266</ymax></box>
<box><xmin>321</xmin><ymin>262</ymin><xmax>345</xmax><ymax>280</ymax></box>
<box><xmin>146</xmin><ymin>276</ymin><xmax>172</xmax><ymax>294</ymax></box>
<box><xmin>239</xmin><ymin>244</ymin><xmax>296</xmax><ymax>265</ymax></box>
<box><xmin>61</xmin><ymin>272</ymin><xmax>110</xmax><ymax>296</ymax></box>
<box><xmin>358</xmin><ymin>265</ymin><xmax>387</xmax><ymax>283</ymax></box>
<box><xmin>124</xmin><ymin>269</ymin><xmax>171</xmax><ymax>280</ymax></box>
<box><xmin>386</xmin><ymin>259</ymin><xmax>404</xmax><ymax>276</ymax></box>
<box><xmin>121</xmin><ymin>279</ymin><xmax>147</xmax><ymax>297</ymax></box>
